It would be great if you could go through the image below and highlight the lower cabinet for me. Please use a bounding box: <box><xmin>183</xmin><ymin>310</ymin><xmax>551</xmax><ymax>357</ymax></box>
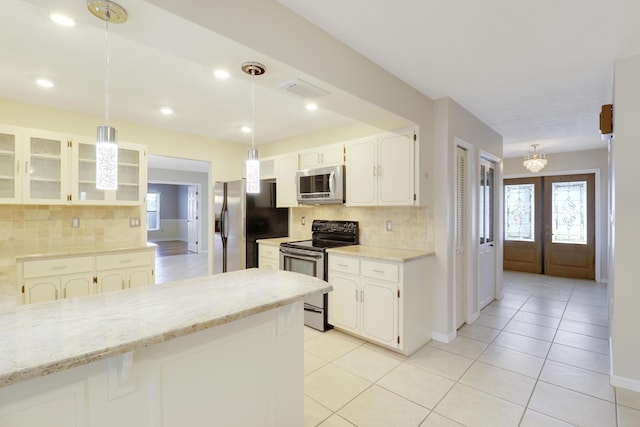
<box><xmin>18</xmin><ymin>248</ymin><xmax>155</xmax><ymax>304</ymax></box>
<box><xmin>257</xmin><ymin>242</ymin><xmax>280</xmax><ymax>271</ymax></box>
<box><xmin>328</xmin><ymin>253</ymin><xmax>430</xmax><ymax>355</ymax></box>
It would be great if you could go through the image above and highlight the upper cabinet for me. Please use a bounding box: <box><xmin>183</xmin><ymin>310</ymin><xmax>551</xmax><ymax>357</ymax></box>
<box><xmin>72</xmin><ymin>139</ymin><xmax>147</xmax><ymax>205</ymax></box>
<box><xmin>0</xmin><ymin>124</ymin><xmax>147</xmax><ymax>206</ymax></box>
<box><xmin>346</xmin><ymin>127</ymin><xmax>416</xmax><ymax>206</ymax></box>
<box><xmin>298</xmin><ymin>143</ymin><xmax>344</xmax><ymax>169</ymax></box>
<box><xmin>0</xmin><ymin>126</ymin><xmax>22</xmax><ymax>203</ymax></box>
<box><xmin>0</xmin><ymin>127</ymin><xmax>69</xmax><ymax>205</ymax></box>
<box><xmin>275</xmin><ymin>152</ymin><xmax>299</xmax><ymax>208</ymax></box>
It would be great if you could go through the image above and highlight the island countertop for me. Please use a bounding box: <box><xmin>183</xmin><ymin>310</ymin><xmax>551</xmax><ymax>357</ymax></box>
<box><xmin>0</xmin><ymin>269</ymin><xmax>331</xmax><ymax>388</ymax></box>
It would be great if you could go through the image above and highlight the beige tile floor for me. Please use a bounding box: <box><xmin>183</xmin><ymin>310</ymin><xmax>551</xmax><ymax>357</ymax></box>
<box><xmin>304</xmin><ymin>271</ymin><xmax>640</xmax><ymax>427</ymax></box>
<box><xmin>153</xmin><ymin>256</ymin><xmax>640</xmax><ymax>427</ymax></box>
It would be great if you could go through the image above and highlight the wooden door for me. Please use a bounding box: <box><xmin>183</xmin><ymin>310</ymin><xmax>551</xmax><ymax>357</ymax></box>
<box><xmin>503</xmin><ymin>177</ymin><xmax>543</xmax><ymax>273</ymax></box>
<box><xmin>544</xmin><ymin>174</ymin><xmax>595</xmax><ymax>279</ymax></box>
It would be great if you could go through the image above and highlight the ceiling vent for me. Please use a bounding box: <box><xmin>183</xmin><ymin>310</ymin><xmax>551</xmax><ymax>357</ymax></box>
<box><xmin>277</xmin><ymin>78</ymin><xmax>330</xmax><ymax>99</ymax></box>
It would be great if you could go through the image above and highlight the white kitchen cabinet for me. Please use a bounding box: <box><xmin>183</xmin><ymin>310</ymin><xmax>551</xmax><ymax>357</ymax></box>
<box><xmin>328</xmin><ymin>252</ymin><xmax>430</xmax><ymax>355</ymax></box>
<box><xmin>0</xmin><ymin>128</ymin><xmax>71</xmax><ymax>205</ymax></box>
<box><xmin>346</xmin><ymin>127</ymin><xmax>416</xmax><ymax>206</ymax></box>
<box><xmin>298</xmin><ymin>143</ymin><xmax>344</xmax><ymax>169</ymax></box>
<box><xmin>258</xmin><ymin>242</ymin><xmax>280</xmax><ymax>271</ymax></box>
<box><xmin>18</xmin><ymin>248</ymin><xmax>155</xmax><ymax>304</ymax></box>
<box><xmin>0</xmin><ymin>126</ymin><xmax>22</xmax><ymax>203</ymax></box>
<box><xmin>20</xmin><ymin>255</ymin><xmax>94</xmax><ymax>304</ymax></box>
<box><xmin>71</xmin><ymin>139</ymin><xmax>146</xmax><ymax>205</ymax></box>
<box><xmin>275</xmin><ymin>152</ymin><xmax>298</xmax><ymax>207</ymax></box>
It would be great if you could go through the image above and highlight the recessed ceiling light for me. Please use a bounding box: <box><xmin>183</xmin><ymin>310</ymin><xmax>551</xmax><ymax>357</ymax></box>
<box><xmin>36</xmin><ymin>78</ymin><xmax>54</xmax><ymax>88</ymax></box>
<box><xmin>50</xmin><ymin>13</ymin><xmax>75</xmax><ymax>27</ymax></box>
<box><xmin>160</xmin><ymin>107</ymin><xmax>174</xmax><ymax>115</ymax></box>
<box><xmin>214</xmin><ymin>69</ymin><xmax>230</xmax><ymax>79</ymax></box>
<box><xmin>241</xmin><ymin>126</ymin><xmax>251</xmax><ymax>134</ymax></box>
<box><xmin>306</xmin><ymin>103</ymin><xmax>318</xmax><ymax>111</ymax></box>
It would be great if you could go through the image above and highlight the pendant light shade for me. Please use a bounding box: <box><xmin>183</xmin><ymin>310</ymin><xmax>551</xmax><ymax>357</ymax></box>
<box><xmin>89</xmin><ymin>0</ymin><xmax>127</xmax><ymax>190</ymax></box>
<box><xmin>242</xmin><ymin>61</ymin><xmax>265</xmax><ymax>194</ymax></box>
<box><xmin>96</xmin><ymin>125</ymin><xmax>118</xmax><ymax>189</ymax></box>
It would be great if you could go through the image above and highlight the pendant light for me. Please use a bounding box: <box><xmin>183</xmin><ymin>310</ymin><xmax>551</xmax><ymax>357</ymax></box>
<box><xmin>241</xmin><ymin>61</ymin><xmax>265</xmax><ymax>194</ymax></box>
<box><xmin>88</xmin><ymin>0</ymin><xmax>127</xmax><ymax>190</ymax></box>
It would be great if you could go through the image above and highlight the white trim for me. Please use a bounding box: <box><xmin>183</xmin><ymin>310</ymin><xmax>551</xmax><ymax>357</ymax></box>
<box><xmin>611</xmin><ymin>375</ymin><xmax>640</xmax><ymax>393</ymax></box>
<box><xmin>432</xmin><ymin>330</ymin><xmax>457</xmax><ymax>344</ymax></box>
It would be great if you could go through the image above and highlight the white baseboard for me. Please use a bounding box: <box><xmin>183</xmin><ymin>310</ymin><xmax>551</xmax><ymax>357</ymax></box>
<box><xmin>611</xmin><ymin>374</ymin><xmax>640</xmax><ymax>393</ymax></box>
<box><xmin>432</xmin><ymin>330</ymin><xmax>456</xmax><ymax>343</ymax></box>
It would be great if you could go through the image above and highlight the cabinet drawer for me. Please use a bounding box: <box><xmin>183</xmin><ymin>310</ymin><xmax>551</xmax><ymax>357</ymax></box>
<box><xmin>23</xmin><ymin>256</ymin><xmax>93</xmax><ymax>278</ymax></box>
<box><xmin>96</xmin><ymin>251</ymin><xmax>151</xmax><ymax>270</ymax></box>
<box><xmin>362</xmin><ymin>260</ymin><xmax>399</xmax><ymax>283</ymax></box>
<box><xmin>259</xmin><ymin>258</ymin><xmax>279</xmax><ymax>271</ymax></box>
<box><xmin>329</xmin><ymin>255</ymin><xmax>360</xmax><ymax>275</ymax></box>
<box><xmin>259</xmin><ymin>245</ymin><xmax>280</xmax><ymax>260</ymax></box>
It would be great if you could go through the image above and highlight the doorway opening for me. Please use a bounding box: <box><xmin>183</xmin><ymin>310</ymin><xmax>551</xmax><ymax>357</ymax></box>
<box><xmin>504</xmin><ymin>173</ymin><xmax>596</xmax><ymax>280</ymax></box>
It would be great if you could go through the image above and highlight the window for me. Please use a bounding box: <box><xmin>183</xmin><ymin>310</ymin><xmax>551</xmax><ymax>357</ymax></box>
<box><xmin>551</xmin><ymin>181</ymin><xmax>587</xmax><ymax>244</ymax></box>
<box><xmin>504</xmin><ymin>183</ymin><xmax>535</xmax><ymax>241</ymax></box>
<box><xmin>479</xmin><ymin>161</ymin><xmax>495</xmax><ymax>244</ymax></box>
<box><xmin>147</xmin><ymin>192</ymin><xmax>160</xmax><ymax>231</ymax></box>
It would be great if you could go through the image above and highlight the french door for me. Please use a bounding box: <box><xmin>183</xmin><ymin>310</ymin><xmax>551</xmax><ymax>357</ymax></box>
<box><xmin>504</xmin><ymin>173</ymin><xmax>595</xmax><ymax>279</ymax></box>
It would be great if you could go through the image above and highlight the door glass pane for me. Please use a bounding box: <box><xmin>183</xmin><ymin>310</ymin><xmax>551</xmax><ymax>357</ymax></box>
<box><xmin>552</xmin><ymin>181</ymin><xmax>587</xmax><ymax>244</ymax></box>
<box><xmin>505</xmin><ymin>184</ymin><xmax>535</xmax><ymax>241</ymax></box>
<box><xmin>0</xmin><ymin>132</ymin><xmax>16</xmax><ymax>198</ymax></box>
<box><xmin>479</xmin><ymin>163</ymin><xmax>494</xmax><ymax>244</ymax></box>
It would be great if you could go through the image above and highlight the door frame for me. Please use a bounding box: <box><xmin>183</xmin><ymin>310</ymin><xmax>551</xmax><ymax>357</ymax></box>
<box><xmin>479</xmin><ymin>150</ymin><xmax>503</xmax><ymax>309</ymax></box>
<box><xmin>504</xmin><ymin>168</ymin><xmax>601</xmax><ymax>282</ymax></box>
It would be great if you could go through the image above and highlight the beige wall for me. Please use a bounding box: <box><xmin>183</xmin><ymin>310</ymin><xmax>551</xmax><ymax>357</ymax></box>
<box><xmin>0</xmin><ymin>98</ymin><xmax>246</xmax><ymax>183</ymax></box>
<box><xmin>503</xmin><ymin>148</ymin><xmax>609</xmax><ymax>281</ymax></box>
<box><xmin>431</xmin><ymin>97</ymin><xmax>504</xmax><ymax>341</ymax></box>
<box><xmin>290</xmin><ymin>206</ymin><xmax>432</xmax><ymax>252</ymax></box>
<box><xmin>611</xmin><ymin>54</ymin><xmax>640</xmax><ymax>390</ymax></box>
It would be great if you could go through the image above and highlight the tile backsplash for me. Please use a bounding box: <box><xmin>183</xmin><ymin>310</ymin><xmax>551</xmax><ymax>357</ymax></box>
<box><xmin>290</xmin><ymin>205</ymin><xmax>433</xmax><ymax>252</ymax></box>
<box><xmin>0</xmin><ymin>205</ymin><xmax>145</xmax><ymax>256</ymax></box>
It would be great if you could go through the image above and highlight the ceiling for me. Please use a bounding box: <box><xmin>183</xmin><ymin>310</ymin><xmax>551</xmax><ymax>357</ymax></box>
<box><xmin>4</xmin><ymin>0</ymin><xmax>640</xmax><ymax>167</ymax></box>
<box><xmin>279</xmin><ymin>0</ymin><xmax>640</xmax><ymax>157</ymax></box>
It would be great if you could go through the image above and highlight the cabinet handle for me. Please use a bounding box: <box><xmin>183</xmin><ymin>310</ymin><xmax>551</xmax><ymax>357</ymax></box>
<box><xmin>51</xmin><ymin>266</ymin><xmax>68</xmax><ymax>271</ymax></box>
<box><xmin>25</xmin><ymin>161</ymin><xmax>29</xmax><ymax>175</ymax></box>
<box><xmin>355</xmin><ymin>289</ymin><xmax>358</xmax><ymax>302</ymax></box>
<box><xmin>338</xmin><ymin>263</ymin><xmax>348</xmax><ymax>267</ymax></box>
<box><xmin>377</xmin><ymin>165</ymin><xmax>382</xmax><ymax>177</ymax></box>
<box><xmin>372</xmin><ymin>165</ymin><xmax>377</xmax><ymax>177</ymax></box>
<box><xmin>373</xmin><ymin>269</ymin><xmax>385</xmax><ymax>274</ymax></box>
<box><xmin>55</xmin><ymin>289</ymin><xmax>58</xmax><ymax>299</ymax></box>
<box><xmin>119</xmin><ymin>259</ymin><xmax>132</xmax><ymax>264</ymax></box>
<box><xmin>64</xmin><ymin>288</ymin><xmax>67</xmax><ymax>299</ymax></box>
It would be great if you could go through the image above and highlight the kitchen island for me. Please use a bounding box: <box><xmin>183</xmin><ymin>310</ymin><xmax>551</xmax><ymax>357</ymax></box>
<box><xmin>0</xmin><ymin>269</ymin><xmax>330</xmax><ymax>426</ymax></box>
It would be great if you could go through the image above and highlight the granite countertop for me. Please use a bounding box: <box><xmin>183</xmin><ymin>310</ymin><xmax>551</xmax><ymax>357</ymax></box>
<box><xmin>14</xmin><ymin>242</ymin><xmax>157</xmax><ymax>261</ymax></box>
<box><xmin>327</xmin><ymin>245</ymin><xmax>434</xmax><ymax>262</ymax></box>
<box><xmin>0</xmin><ymin>269</ymin><xmax>331</xmax><ymax>388</ymax></box>
<box><xmin>256</xmin><ymin>237</ymin><xmax>302</xmax><ymax>246</ymax></box>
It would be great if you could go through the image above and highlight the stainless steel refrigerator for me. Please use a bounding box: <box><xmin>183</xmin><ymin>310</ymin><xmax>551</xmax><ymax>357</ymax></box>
<box><xmin>214</xmin><ymin>179</ymin><xmax>289</xmax><ymax>273</ymax></box>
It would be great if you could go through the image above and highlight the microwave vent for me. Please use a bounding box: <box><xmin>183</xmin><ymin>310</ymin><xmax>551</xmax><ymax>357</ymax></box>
<box><xmin>277</xmin><ymin>78</ymin><xmax>330</xmax><ymax>99</ymax></box>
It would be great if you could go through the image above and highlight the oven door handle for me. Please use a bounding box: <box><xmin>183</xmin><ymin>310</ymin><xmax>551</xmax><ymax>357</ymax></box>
<box><xmin>279</xmin><ymin>247</ymin><xmax>324</xmax><ymax>259</ymax></box>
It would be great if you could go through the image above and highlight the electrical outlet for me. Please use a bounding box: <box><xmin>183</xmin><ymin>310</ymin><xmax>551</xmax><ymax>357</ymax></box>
<box><xmin>71</xmin><ymin>217</ymin><xmax>80</xmax><ymax>228</ymax></box>
<box><xmin>130</xmin><ymin>218</ymin><xmax>140</xmax><ymax>227</ymax></box>
<box><xmin>386</xmin><ymin>220</ymin><xmax>393</xmax><ymax>231</ymax></box>
<box><xmin>301</xmin><ymin>216</ymin><xmax>306</xmax><ymax>226</ymax></box>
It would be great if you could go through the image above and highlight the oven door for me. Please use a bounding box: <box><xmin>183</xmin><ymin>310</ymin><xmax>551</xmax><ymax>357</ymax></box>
<box><xmin>279</xmin><ymin>246</ymin><xmax>329</xmax><ymax>331</ymax></box>
<box><xmin>279</xmin><ymin>247</ymin><xmax>325</xmax><ymax>280</ymax></box>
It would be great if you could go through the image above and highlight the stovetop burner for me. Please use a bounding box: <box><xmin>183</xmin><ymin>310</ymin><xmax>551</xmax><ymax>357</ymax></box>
<box><xmin>281</xmin><ymin>220</ymin><xmax>359</xmax><ymax>251</ymax></box>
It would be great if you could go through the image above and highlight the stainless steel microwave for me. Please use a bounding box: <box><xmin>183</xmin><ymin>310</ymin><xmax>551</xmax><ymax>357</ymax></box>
<box><xmin>296</xmin><ymin>165</ymin><xmax>345</xmax><ymax>204</ymax></box>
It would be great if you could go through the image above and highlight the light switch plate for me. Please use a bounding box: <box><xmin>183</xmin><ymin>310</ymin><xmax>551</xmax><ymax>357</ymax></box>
<box><xmin>71</xmin><ymin>217</ymin><xmax>80</xmax><ymax>228</ymax></box>
<box><xmin>386</xmin><ymin>220</ymin><xmax>393</xmax><ymax>231</ymax></box>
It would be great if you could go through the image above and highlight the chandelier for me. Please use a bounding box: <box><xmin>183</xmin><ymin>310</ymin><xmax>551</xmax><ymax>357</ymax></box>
<box><xmin>523</xmin><ymin>144</ymin><xmax>547</xmax><ymax>173</ymax></box>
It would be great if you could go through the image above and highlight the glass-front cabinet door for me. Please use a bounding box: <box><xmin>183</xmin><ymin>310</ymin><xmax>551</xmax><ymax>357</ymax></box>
<box><xmin>0</xmin><ymin>126</ymin><xmax>22</xmax><ymax>203</ymax></box>
<box><xmin>71</xmin><ymin>139</ymin><xmax>145</xmax><ymax>205</ymax></box>
<box><xmin>23</xmin><ymin>130</ymin><xmax>69</xmax><ymax>204</ymax></box>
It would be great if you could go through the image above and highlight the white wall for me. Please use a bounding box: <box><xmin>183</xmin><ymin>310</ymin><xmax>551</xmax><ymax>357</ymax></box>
<box><xmin>432</xmin><ymin>98</ymin><xmax>503</xmax><ymax>341</ymax></box>
<box><xmin>503</xmin><ymin>148</ymin><xmax>609</xmax><ymax>281</ymax></box>
<box><xmin>611</xmin><ymin>54</ymin><xmax>640</xmax><ymax>391</ymax></box>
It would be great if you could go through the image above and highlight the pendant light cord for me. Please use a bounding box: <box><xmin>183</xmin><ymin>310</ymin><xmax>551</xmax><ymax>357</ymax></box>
<box><xmin>104</xmin><ymin>8</ymin><xmax>110</xmax><ymax>126</ymax></box>
<box><xmin>251</xmin><ymin>68</ymin><xmax>255</xmax><ymax>149</ymax></box>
